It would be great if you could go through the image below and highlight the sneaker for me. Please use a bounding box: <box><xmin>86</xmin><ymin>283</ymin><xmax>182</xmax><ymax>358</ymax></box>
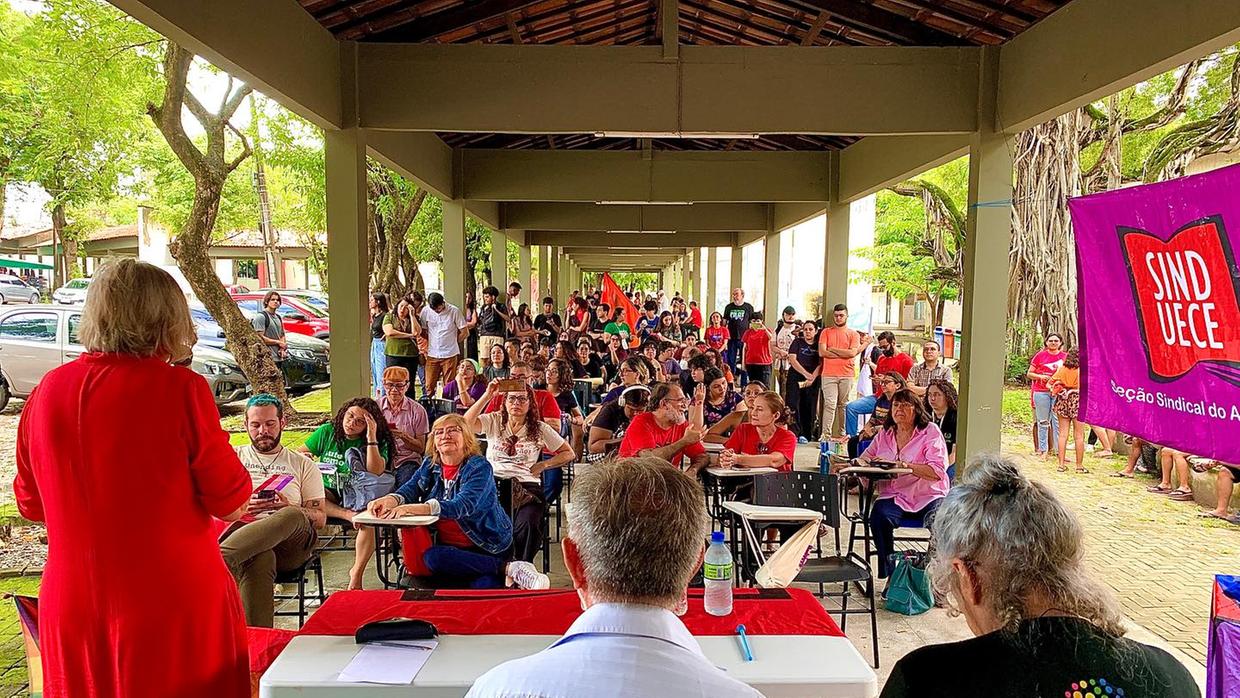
<box><xmin>506</xmin><ymin>561</ymin><xmax>550</xmax><ymax>590</ymax></box>
<box><xmin>797</xmin><ymin>436</ymin><xmax>808</xmax><ymax>444</ymax></box>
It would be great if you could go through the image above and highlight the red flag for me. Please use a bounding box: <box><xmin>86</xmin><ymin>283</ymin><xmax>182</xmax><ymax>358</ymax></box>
<box><xmin>601</xmin><ymin>273</ymin><xmax>641</xmax><ymax>348</ymax></box>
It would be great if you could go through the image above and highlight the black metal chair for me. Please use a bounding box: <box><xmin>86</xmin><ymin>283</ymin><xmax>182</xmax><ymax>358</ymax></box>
<box><xmin>750</xmin><ymin>471</ymin><xmax>881</xmax><ymax>668</ymax></box>
<box><xmin>273</xmin><ymin>553</ymin><xmax>327</xmax><ymax>628</ymax></box>
<box><xmin>317</xmin><ymin>516</ymin><xmax>357</xmax><ymax>553</ymax></box>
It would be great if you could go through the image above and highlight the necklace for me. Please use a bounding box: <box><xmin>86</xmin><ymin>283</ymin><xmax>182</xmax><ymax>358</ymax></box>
<box><xmin>252</xmin><ymin>446</ymin><xmax>284</xmax><ymax>469</ymax></box>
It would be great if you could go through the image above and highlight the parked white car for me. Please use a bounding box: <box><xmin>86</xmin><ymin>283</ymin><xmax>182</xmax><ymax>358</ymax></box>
<box><xmin>0</xmin><ymin>304</ymin><xmax>248</xmax><ymax>409</ymax></box>
<box><xmin>0</xmin><ymin>274</ymin><xmax>43</xmax><ymax>305</ymax></box>
<box><xmin>52</xmin><ymin>277</ymin><xmax>91</xmax><ymax>305</ymax></box>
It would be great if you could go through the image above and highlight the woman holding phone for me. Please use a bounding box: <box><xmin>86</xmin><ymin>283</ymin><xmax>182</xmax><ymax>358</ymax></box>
<box><xmin>464</xmin><ymin>380</ymin><xmax>575</xmax><ymax>562</ymax></box>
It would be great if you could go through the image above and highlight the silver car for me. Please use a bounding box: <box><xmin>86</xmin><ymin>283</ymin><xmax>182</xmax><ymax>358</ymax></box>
<box><xmin>0</xmin><ymin>274</ymin><xmax>43</xmax><ymax>305</ymax></box>
<box><xmin>0</xmin><ymin>305</ymin><xmax>249</xmax><ymax>410</ymax></box>
<box><xmin>52</xmin><ymin>277</ymin><xmax>90</xmax><ymax>305</ymax></box>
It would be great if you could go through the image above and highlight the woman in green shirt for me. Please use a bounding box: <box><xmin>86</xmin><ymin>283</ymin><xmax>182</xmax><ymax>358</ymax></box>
<box><xmin>300</xmin><ymin>397</ymin><xmax>395</xmax><ymax>590</ymax></box>
<box><xmin>383</xmin><ymin>297</ymin><xmax>422</xmax><ymax>378</ymax></box>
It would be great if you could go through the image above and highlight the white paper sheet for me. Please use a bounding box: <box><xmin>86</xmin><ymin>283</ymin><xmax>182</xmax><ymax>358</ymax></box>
<box><xmin>337</xmin><ymin>640</ymin><xmax>439</xmax><ymax>685</ymax></box>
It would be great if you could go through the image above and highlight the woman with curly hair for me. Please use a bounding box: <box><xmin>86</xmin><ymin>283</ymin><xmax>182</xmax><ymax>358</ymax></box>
<box><xmin>881</xmin><ymin>455</ymin><xmax>1194</xmax><ymax>697</ymax></box>
<box><xmin>1049</xmin><ymin>348</ymin><xmax>1086</xmax><ymax>473</ymax></box>
<box><xmin>300</xmin><ymin>396</ymin><xmax>395</xmax><ymax>589</ymax></box>
<box><xmin>465</xmin><ymin>380</ymin><xmax>575</xmax><ymax>563</ymax></box>
<box><xmin>924</xmin><ymin>379</ymin><xmax>959</xmax><ymax>480</ymax></box>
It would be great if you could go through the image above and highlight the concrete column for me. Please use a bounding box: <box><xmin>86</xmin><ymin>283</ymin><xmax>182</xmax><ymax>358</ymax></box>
<box><xmin>442</xmin><ymin>200</ymin><xmax>466</xmax><ymax>308</ymax></box>
<box><xmin>681</xmin><ymin>252</ymin><xmax>692</xmax><ymax>301</ymax></box>
<box><xmin>823</xmin><ymin>202</ymin><xmax>851</xmax><ymax>320</ymax></box>
<box><xmin>729</xmin><ymin>245</ymin><xmax>743</xmax><ymax>300</ymax></box>
<box><xmin>324</xmin><ymin>127</ymin><xmax>369</xmax><ymax>410</ymax></box>
<box><xmin>548</xmin><ymin>247</ymin><xmax>561</xmax><ymax>303</ymax></box>
<box><xmin>764</xmin><ymin>231</ymin><xmax>781</xmax><ymax>317</ymax></box>
<box><xmin>537</xmin><ymin>245</ymin><xmax>551</xmax><ymax>301</ymax></box>
<box><xmin>518</xmin><ymin>243</ymin><xmax>532</xmax><ymax>305</ymax></box>
<box><xmin>958</xmin><ymin>46</ymin><xmax>1012</xmax><ymax>467</ymax></box>
<box><xmin>489</xmin><ymin>229</ymin><xmax>507</xmax><ymax>291</ymax></box>
<box><xmin>706</xmin><ymin>247</ymin><xmax>719</xmax><ymax>317</ymax></box>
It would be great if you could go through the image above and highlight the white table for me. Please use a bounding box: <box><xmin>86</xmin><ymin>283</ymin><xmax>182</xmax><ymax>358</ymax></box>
<box><xmin>705</xmin><ymin>466</ymin><xmax>779</xmax><ymax>477</ymax></box>
<box><xmin>352</xmin><ymin>512</ymin><xmax>439</xmax><ymax>527</ymax></box>
<box><xmin>260</xmin><ymin>634</ymin><xmax>877</xmax><ymax>697</ymax></box>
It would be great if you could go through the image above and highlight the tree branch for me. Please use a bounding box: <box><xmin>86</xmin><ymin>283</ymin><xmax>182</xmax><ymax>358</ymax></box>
<box><xmin>225</xmin><ymin>121</ymin><xmax>252</xmax><ymax>172</ymax></box>
<box><xmin>147</xmin><ymin>43</ymin><xmax>207</xmax><ymax>177</ymax></box>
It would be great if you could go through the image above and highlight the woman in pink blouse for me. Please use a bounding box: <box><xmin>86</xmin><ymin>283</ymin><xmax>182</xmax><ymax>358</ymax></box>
<box><xmin>857</xmin><ymin>389</ymin><xmax>949</xmax><ymax>579</ymax></box>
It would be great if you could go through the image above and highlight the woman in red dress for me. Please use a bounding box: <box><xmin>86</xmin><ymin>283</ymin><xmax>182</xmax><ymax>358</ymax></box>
<box><xmin>13</xmin><ymin>259</ymin><xmax>252</xmax><ymax>698</ymax></box>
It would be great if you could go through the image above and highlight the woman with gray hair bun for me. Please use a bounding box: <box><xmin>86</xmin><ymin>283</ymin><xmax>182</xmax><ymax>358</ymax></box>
<box><xmin>879</xmin><ymin>454</ymin><xmax>1198</xmax><ymax>698</ymax></box>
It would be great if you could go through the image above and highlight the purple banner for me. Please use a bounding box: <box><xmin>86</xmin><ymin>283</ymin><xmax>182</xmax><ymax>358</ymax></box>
<box><xmin>1069</xmin><ymin>163</ymin><xmax>1240</xmax><ymax>464</ymax></box>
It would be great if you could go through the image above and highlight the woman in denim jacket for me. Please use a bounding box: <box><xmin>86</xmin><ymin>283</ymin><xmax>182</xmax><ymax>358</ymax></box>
<box><xmin>367</xmin><ymin>414</ymin><xmax>550</xmax><ymax>590</ymax></box>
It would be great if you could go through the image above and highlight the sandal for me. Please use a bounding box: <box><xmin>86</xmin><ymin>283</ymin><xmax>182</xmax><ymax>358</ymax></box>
<box><xmin>1057</xmin><ymin>465</ymin><xmax>1069</xmax><ymax>472</ymax></box>
<box><xmin>1110</xmin><ymin>471</ymin><xmax>1133</xmax><ymax>478</ymax></box>
<box><xmin>1147</xmin><ymin>484</ymin><xmax>1171</xmax><ymax>493</ymax></box>
<box><xmin>1096</xmin><ymin>450</ymin><xmax>1114</xmax><ymax>458</ymax></box>
<box><xmin>1075</xmin><ymin>467</ymin><xmax>1090</xmax><ymax>474</ymax></box>
<box><xmin>1168</xmin><ymin>489</ymin><xmax>1195</xmax><ymax>501</ymax></box>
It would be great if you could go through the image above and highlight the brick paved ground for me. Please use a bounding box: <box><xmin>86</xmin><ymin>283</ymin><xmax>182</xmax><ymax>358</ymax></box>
<box><xmin>1000</xmin><ymin>431</ymin><xmax>1237</xmax><ymax>667</ymax></box>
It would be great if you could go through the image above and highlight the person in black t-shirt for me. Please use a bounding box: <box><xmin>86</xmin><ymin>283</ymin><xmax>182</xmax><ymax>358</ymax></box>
<box><xmin>585</xmin><ymin>386</ymin><xmax>651</xmax><ymax>462</ymax></box>
<box><xmin>880</xmin><ymin>455</ymin><xmax>1199</xmax><ymax>698</ymax></box>
<box><xmin>477</xmin><ymin>286</ymin><xmax>510</xmax><ymax>366</ymax></box>
<box><xmin>785</xmin><ymin>320</ymin><xmax>821</xmax><ymax>441</ymax></box>
<box><xmin>533</xmin><ymin>296</ymin><xmax>563</xmax><ymax>348</ymax></box>
<box><xmin>722</xmin><ymin>288</ymin><xmax>755</xmax><ymax>375</ymax></box>
<box><xmin>369</xmin><ymin>292</ymin><xmax>390</xmax><ymax>397</ymax></box>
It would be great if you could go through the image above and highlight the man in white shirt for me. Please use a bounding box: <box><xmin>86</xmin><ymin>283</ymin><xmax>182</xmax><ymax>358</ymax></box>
<box><xmin>419</xmin><ymin>291</ymin><xmax>469</xmax><ymax>398</ymax></box>
<box><xmin>221</xmin><ymin>394</ymin><xmax>326</xmax><ymax>627</ymax></box>
<box><xmin>467</xmin><ymin>456</ymin><xmax>761</xmax><ymax>698</ymax></box>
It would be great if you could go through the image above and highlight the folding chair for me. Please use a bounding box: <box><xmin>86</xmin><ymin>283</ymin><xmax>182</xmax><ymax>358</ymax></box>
<box><xmin>273</xmin><ymin>553</ymin><xmax>327</xmax><ymax>628</ymax></box>
<box><xmin>743</xmin><ymin>471</ymin><xmax>881</xmax><ymax>668</ymax></box>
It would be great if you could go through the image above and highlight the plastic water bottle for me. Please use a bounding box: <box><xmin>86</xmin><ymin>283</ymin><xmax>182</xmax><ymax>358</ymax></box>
<box><xmin>703</xmin><ymin>531</ymin><xmax>734</xmax><ymax>616</ymax></box>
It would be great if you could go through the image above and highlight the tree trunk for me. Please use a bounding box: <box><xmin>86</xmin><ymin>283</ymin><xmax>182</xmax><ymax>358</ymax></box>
<box><xmin>51</xmin><ymin>204</ymin><xmax>68</xmax><ymax>287</ymax></box>
<box><xmin>149</xmin><ymin>42</ymin><xmax>290</xmax><ymax>406</ymax></box>
<box><xmin>1009</xmin><ymin>110</ymin><xmax>1084</xmax><ymax>350</ymax></box>
<box><xmin>173</xmin><ymin>181</ymin><xmax>288</xmax><ymax>399</ymax></box>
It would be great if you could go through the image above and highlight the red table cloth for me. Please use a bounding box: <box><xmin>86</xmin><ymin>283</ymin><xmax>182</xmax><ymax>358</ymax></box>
<box><xmin>297</xmin><ymin>587</ymin><xmax>843</xmax><ymax>638</ymax></box>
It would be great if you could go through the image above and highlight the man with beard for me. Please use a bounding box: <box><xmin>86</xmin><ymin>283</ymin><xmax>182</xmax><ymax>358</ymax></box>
<box><xmin>619</xmin><ymin>383</ymin><xmax>709</xmax><ymax>475</ymax></box>
<box><xmin>817</xmin><ymin>303</ymin><xmax>861</xmax><ymax>439</ymax></box>
<box><xmin>220</xmin><ymin>394</ymin><xmax>326</xmax><ymax>627</ymax></box>
<box><xmin>844</xmin><ymin>330</ymin><xmax>913</xmax><ymax>436</ymax></box>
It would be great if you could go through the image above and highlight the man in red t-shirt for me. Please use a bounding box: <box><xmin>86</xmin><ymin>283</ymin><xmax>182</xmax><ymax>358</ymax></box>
<box><xmin>844</xmin><ymin>331</ymin><xmax>912</xmax><ymax>436</ymax></box>
<box><xmin>740</xmin><ymin>311</ymin><xmax>774</xmax><ymax>388</ymax></box>
<box><xmin>618</xmin><ymin>383</ymin><xmax>709</xmax><ymax>475</ymax></box>
<box><xmin>483</xmin><ymin>361</ymin><xmax>561</xmax><ymax>429</ymax></box>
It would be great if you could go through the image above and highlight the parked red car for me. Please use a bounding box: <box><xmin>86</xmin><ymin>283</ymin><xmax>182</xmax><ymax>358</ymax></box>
<box><xmin>231</xmin><ymin>293</ymin><xmax>330</xmax><ymax>340</ymax></box>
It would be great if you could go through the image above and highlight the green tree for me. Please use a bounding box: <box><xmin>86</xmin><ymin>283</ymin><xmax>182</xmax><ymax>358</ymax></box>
<box><xmin>147</xmin><ymin>42</ymin><xmax>289</xmax><ymax>404</ymax></box>
<box><xmin>1</xmin><ymin>0</ymin><xmax>161</xmax><ymax>284</ymax></box>
<box><xmin>857</xmin><ymin>157</ymin><xmax>967</xmax><ymax>334</ymax></box>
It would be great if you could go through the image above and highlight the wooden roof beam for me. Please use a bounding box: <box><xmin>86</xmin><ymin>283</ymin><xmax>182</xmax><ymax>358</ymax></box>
<box><xmin>787</xmin><ymin>0</ymin><xmax>966</xmax><ymax>45</ymax></box>
<box><xmin>363</xmin><ymin>0</ymin><xmax>547</xmax><ymax>42</ymax></box>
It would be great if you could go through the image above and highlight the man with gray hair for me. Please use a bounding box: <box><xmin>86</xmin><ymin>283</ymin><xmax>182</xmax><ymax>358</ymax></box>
<box><xmin>467</xmin><ymin>457</ymin><xmax>761</xmax><ymax>698</ymax></box>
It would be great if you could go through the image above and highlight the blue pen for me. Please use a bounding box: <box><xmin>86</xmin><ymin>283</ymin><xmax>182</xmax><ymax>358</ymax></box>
<box><xmin>735</xmin><ymin>624</ymin><xmax>754</xmax><ymax>662</ymax></box>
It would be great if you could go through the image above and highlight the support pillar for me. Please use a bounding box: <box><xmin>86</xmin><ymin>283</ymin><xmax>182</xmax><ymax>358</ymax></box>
<box><xmin>324</xmin><ymin>127</ymin><xmax>369</xmax><ymax>410</ymax></box>
<box><xmin>764</xmin><ymin>231</ymin><xmax>781</xmax><ymax>317</ymax></box>
<box><xmin>681</xmin><ymin>251</ymin><xmax>692</xmax><ymax>302</ymax></box>
<box><xmin>518</xmin><ymin>243</ymin><xmax>532</xmax><ymax>305</ymax></box>
<box><xmin>706</xmin><ymin>247</ymin><xmax>719</xmax><ymax>317</ymax></box>
<box><xmin>489</xmin><ymin>229</ymin><xmax>507</xmax><ymax>292</ymax></box>
<box><xmin>729</xmin><ymin>245</ymin><xmax>743</xmax><ymax>300</ymax></box>
<box><xmin>958</xmin><ymin>46</ymin><xmax>1012</xmax><ymax>467</ymax></box>
<box><xmin>442</xmin><ymin>200</ymin><xmax>466</xmax><ymax>308</ymax></box>
<box><xmin>549</xmin><ymin>248</ymin><xmax>561</xmax><ymax>303</ymax></box>
<box><xmin>538</xmin><ymin>246</ymin><xmax>551</xmax><ymax>301</ymax></box>
<box><xmin>823</xmin><ymin>202</ymin><xmax>850</xmax><ymax>321</ymax></box>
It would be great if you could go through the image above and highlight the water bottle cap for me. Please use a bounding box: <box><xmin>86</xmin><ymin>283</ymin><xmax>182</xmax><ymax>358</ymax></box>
<box><xmin>711</xmin><ymin>531</ymin><xmax>725</xmax><ymax>543</ymax></box>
